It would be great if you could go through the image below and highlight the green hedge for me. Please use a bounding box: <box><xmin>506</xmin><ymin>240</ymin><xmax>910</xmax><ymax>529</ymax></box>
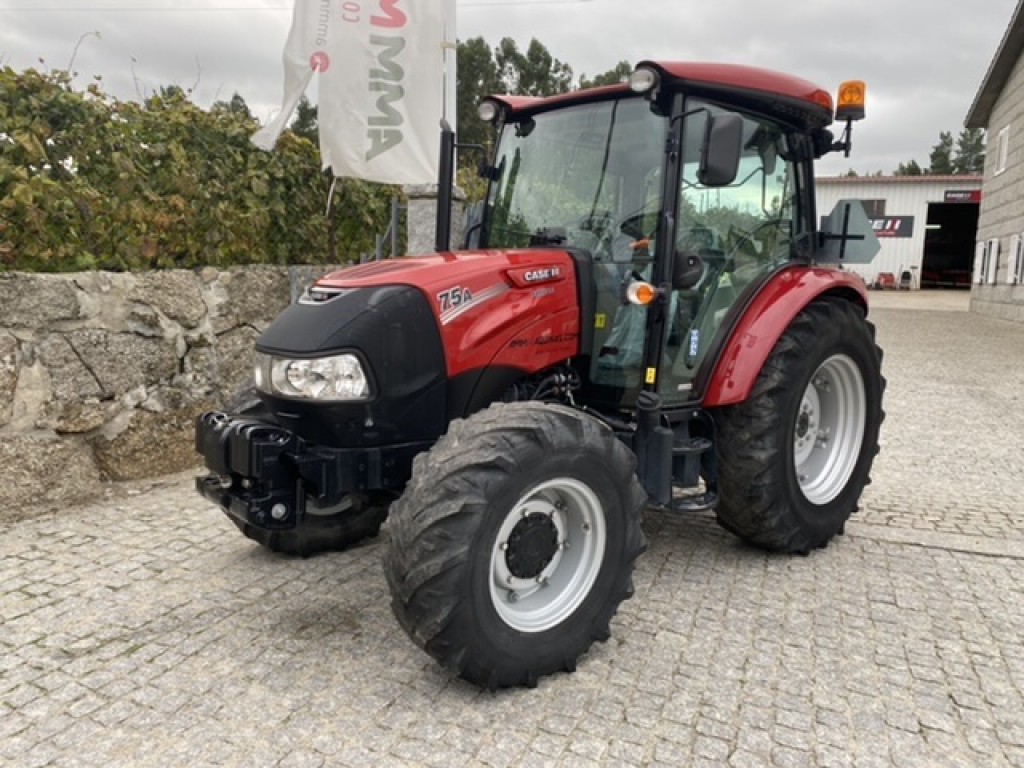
<box><xmin>0</xmin><ymin>67</ymin><xmax>396</xmax><ymax>272</ymax></box>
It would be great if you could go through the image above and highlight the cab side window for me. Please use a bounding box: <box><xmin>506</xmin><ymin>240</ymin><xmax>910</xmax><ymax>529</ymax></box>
<box><xmin>661</xmin><ymin>104</ymin><xmax>798</xmax><ymax>402</ymax></box>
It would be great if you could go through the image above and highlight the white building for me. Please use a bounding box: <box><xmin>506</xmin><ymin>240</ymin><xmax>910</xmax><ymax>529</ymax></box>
<box><xmin>816</xmin><ymin>175</ymin><xmax>982</xmax><ymax>290</ymax></box>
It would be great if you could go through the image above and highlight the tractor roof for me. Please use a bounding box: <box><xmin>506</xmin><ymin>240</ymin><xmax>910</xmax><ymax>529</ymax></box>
<box><xmin>490</xmin><ymin>61</ymin><xmax>835</xmax><ymax>132</ymax></box>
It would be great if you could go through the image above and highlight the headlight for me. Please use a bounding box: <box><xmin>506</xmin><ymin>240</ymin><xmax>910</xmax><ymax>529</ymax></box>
<box><xmin>254</xmin><ymin>352</ymin><xmax>371</xmax><ymax>402</ymax></box>
<box><xmin>478</xmin><ymin>99</ymin><xmax>501</xmax><ymax>124</ymax></box>
<box><xmin>628</xmin><ymin>66</ymin><xmax>660</xmax><ymax>95</ymax></box>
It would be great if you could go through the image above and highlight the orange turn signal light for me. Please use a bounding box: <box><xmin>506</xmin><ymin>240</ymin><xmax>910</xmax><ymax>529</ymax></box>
<box><xmin>836</xmin><ymin>80</ymin><xmax>866</xmax><ymax>122</ymax></box>
<box><xmin>626</xmin><ymin>281</ymin><xmax>657</xmax><ymax>306</ymax></box>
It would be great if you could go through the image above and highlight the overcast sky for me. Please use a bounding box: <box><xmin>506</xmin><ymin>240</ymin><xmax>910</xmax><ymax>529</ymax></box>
<box><xmin>0</xmin><ymin>0</ymin><xmax>1019</xmax><ymax>176</ymax></box>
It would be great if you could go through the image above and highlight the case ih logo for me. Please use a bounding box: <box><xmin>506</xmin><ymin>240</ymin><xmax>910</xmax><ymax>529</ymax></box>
<box><xmin>869</xmin><ymin>216</ymin><xmax>915</xmax><ymax>239</ymax></box>
<box><xmin>944</xmin><ymin>190</ymin><xmax>982</xmax><ymax>204</ymax></box>
<box><xmin>523</xmin><ymin>266</ymin><xmax>562</xmax><ymax>283</ymax></box>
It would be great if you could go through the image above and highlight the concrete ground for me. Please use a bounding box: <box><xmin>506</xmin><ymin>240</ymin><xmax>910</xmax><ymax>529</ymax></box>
<box><xmin>862</xmin><ymin>288</ymin><xmax>971</xmax><ymax>312</ymax></box>
<box><xmin>3</xmin><ymin>290</ymin><xmax>1023</xmax><ymax>768</ymax></box>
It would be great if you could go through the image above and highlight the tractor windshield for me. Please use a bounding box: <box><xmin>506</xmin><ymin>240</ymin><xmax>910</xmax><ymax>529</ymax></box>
<box><xmin>482</xmin><ymin>97</ymin><xmax>667</xmax><ymax>255</ymax></box>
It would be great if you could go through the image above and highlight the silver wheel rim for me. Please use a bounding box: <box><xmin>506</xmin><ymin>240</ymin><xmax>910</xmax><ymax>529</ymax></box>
<box><xmin>306</xmin><ymin>496</ymin><xmax>352</xmax><ymax>517</ymax></box>
<box><xmin>793</xmin><ymin>354</ymin><xmax>866</xmax><ymax>505</ymax></box>
<box><xmin>488</xmin><ymin>477</ymin><xmax>607</xmax><ymax>633</ymax></box>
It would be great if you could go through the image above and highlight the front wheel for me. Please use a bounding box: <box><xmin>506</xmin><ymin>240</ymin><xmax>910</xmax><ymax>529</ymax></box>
<box><xmin>231</xmin><ymin>493</ymin><xmax>393</xmax><ymax>557</ymax></box>
<box><xmin>384</xmin><ymin>402</ymin><xmax>647</xmax><ymax>688</ymax></box>
<box><xmin>713</xmin><ymin>298</ymin><xmax>885</xmax><ymax>553</ymax></box>
<box><xmin>222</xmin><ymin>386</ymin><xmax>393</xmax><ymax>557</ymax></box>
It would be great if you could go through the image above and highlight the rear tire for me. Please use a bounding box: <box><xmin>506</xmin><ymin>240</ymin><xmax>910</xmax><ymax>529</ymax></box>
<box><xmin>713</xmin><ymin>298</ymin><xmax>884</xmax><ymax>553</ymax></box>
<box><xmin>384</xmin><ymin>402</ymin><xmax>647</xmax><ymax>688</ymax></box>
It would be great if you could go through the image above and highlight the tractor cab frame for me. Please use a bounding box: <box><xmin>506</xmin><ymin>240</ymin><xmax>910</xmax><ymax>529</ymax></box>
<box><xmin>447</xmin><ymin>61</ymin><xmax>872</xmax><ymax>508</ymax></box>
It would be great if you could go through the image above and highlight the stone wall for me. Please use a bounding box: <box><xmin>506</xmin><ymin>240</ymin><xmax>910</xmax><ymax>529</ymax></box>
<box><xmin>2</xmin><ymin>189</ymin><xmax>468</xmax><ymax>521</ymax></box>
<box><xmin>1</xmin><ymin>268</ymin><xmax>294</xmax><ymax>519</ymax></box>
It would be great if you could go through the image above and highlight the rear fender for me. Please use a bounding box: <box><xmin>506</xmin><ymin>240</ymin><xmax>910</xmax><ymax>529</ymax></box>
<box><xmin>702</xmin><ymin>267</ymin><xmax>868</xmax><ymax>407</ymax></box>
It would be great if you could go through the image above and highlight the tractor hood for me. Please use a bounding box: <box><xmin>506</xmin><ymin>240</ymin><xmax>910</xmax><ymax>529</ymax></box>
<box><xmin>308</xmin><ymin>249</ymin><xmax>584</xmax><ymax>380</ymax></box>
<box><xmin>252</xmin><ymin>247</ymin><xmax>584</xmax><ymax>447</ymax></box>
<box><xmin>314</xmin><ymin>248</ymin><xmax>575</xmax><ymax>301</ymax></box>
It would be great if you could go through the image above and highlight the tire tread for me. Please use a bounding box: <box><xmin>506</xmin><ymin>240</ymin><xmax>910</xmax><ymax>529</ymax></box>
<box><xmin>385</xmin><ymin>401</ymin><xmax>647</xmax><ymax>688</ymax></box>
<box><xmin>714</xmin><ymin>298</ymin><xmax>885</xmax><ymax>553</ymax></box>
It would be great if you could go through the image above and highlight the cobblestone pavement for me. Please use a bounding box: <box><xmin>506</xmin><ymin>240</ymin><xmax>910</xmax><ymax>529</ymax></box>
<box><xmin>3</xmin><ymin>293</ymin><xmax>1024</xmax><ymax>768</ymax></box>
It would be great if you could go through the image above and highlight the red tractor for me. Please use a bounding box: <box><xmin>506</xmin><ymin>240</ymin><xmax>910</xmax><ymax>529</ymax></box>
<box><xmin>197</xmin><ymin>62</ymin><xmax>883</xmax><ymax>688</ymax></box>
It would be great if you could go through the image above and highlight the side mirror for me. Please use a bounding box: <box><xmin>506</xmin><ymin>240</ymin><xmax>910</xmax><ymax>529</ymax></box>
<box><xmin>672</xmin><ymin>250</ymin><xmax>704</xmax><ymax>291</ymax></box>
<box><xmin>698</xmin><ymin>113</ymin><xmax>743</xmax><ymax>187</ymax></box>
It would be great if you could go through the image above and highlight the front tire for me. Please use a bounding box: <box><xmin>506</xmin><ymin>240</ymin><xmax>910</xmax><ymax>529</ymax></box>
<box><xmin>224</xmin><ymin>386</ymin><xmax>393</xmax><ymax>557</ymax></box>
<box><xmin>713</xmin><ymin>298</ymin><xmax>884</xmax><ymax>553</ymax></box>
<box><xmin>384</xmin><ymin>402</ymin><xmax>647</xmax><ymax>688</ymax></box>
<box><xmin>231</xmin><ymin>493</ymin><xmax>392</xmax><ymax>557</ymax></box>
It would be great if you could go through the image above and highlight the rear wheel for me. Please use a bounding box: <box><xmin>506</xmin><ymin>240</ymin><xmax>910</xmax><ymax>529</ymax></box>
<box><xmin>384</xmin><ymin>402</ymin><xmax>647</xmax><ymax>688</ymax></box>
<box><xmin>714</xmin><ymin>298</ymin><xmax>884</xmax><ymax>553</ymax></box>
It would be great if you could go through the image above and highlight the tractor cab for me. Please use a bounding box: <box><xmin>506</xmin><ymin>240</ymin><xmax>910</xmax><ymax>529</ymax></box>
<box><xmin>475</xmin><ymin>62</ymin><xmax>865</xmax><ymax>413</ymax></box>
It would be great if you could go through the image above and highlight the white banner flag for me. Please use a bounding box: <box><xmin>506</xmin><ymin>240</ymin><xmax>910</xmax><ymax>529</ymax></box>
<box><xmin>254</xmin><ymin>0</ymin><xmax>456</xmax><ymax>186</ymax></box>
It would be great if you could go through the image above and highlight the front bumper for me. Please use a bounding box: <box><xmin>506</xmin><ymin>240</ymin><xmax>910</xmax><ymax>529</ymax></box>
<box><xmin>194</xmin><ymin>410</ymin><xmax>427</xmax><ymax>531</ymax></box>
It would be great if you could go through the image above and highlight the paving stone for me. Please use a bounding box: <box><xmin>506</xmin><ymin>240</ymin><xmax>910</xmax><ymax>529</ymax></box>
<box><xmin>2</xmin><ymin>301</ymin><xmax>1024</xmax><ymax>766</ymax></box>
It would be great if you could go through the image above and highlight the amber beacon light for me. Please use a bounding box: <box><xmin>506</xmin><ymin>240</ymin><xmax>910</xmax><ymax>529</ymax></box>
<box><xmin>836</xmin><ymin>80</ymin><xmax>866</xmax><ymax>122</ymax></box>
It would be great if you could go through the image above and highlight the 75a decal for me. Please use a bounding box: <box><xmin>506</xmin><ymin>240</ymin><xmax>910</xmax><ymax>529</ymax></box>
<box><xmin>437</xmin><ymin>286</ymin><xmax>473</xmax><ymax>313</ymax></box>
<box><xmin>437</xmin><ymin>283</ymin><xmax>509</xmax><ymax>325</ymax></box>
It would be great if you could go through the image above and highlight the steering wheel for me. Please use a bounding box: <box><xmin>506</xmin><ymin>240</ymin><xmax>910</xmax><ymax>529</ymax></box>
<box><xmin>593</xmin><ymin>210</ymin><xmax>656</xmax><ymax>263</ymax></box>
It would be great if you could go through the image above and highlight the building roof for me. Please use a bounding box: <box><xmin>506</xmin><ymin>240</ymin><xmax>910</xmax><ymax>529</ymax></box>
<box><xmin>817</xmin><ymin>175</ymin><xmax>982</xmax><ymax>186</ymax></box>
<box><xmin>966</xmin><ymin>0</ymin><xmax>1024</xmax><ymax>129</ymax></box>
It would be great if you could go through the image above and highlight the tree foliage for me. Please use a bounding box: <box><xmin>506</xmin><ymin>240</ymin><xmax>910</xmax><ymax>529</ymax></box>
<box><xmin>456</xmin><ymin>37</ymin><xmax>502</xmax><ymax>157</ymax></box>
<box><xmin>455</xmin><ymin>36</ymin><xmax>577</xmax><ymax>190</ymax></box>
<box><xmin>929</xmin><ymin>131</ymin><xmax>955</xmax><ymax>175</ymax></box>
<box><xmin>3</xmin><ymin>41</ymin><xmax>647</xmax><ymax>271</ymax></box>
<box><xmin>455</xmin><ymin>37</ymin><xmax>632</xmax><ymax>186</ymax></box>
<box><xmin>578</xmin><ymin>61</ymin><xmax>632</xmax><ymax>90</ymax></box>
<box><xmin>953</xmin><ymin>127</ymin><xmax>985</xmax><ymax>175</ymax></box>
<box><xmin>895</xmin><ymin>127</ymin><xmax>986</xmax><ymax>176</ymax></box>
<box><xmin>495</xmin><ymin>37</ymin><xmax>573</xmax><ymax>97</ymax></box>
<box><xmin>0</xmin><ymin>67</ymin><xmax>395</xmax><ymax>272</ymax></box>
<box><xmin>894</xmin><ymin>159</ymin><xmax>923</xmax><ymax>176</ymax></box>
<box><xmin>290</xmin><ymin>95</ymin><xmax>319</xmax><ymax>145</ymax></box>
